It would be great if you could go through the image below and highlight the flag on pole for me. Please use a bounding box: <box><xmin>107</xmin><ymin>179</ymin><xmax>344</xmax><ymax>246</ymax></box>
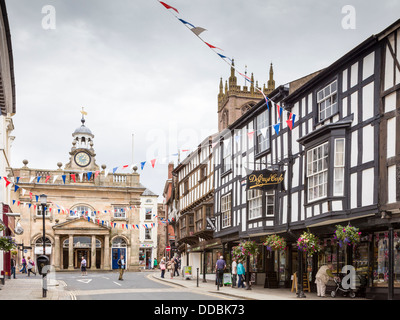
<box><xmin>159</xmin><ymin>1</ymin><xmax>179</xmax><ymax>14</ymax></box>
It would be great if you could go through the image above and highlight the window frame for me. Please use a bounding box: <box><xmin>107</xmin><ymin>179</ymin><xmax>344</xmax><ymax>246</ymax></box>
<box><xmin>221</xmin><ymin>193</ymin><xmax>232</xmax><ymax>229</ymax></box>
<box><xmin>306</xmin><ymin>142</ymin><xmax>329</xmax><ymax>202</ymax></box>
<box><xmin>317</xmin><ymin>80</ymin><xmax>338</xmax><ymax>122</ymax></box>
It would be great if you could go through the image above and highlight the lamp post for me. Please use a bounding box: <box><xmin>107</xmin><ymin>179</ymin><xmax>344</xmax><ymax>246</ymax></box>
<box><xmin>40</xmin><ymin>194</ymin><xmax>47</xmax><ymax>298</ymax></box>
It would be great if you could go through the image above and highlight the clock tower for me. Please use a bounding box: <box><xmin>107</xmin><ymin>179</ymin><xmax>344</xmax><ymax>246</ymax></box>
<box><xmin>64</xmin><ymin>113</ymin><xmax>99</xmax><ymax>171</ymax></box>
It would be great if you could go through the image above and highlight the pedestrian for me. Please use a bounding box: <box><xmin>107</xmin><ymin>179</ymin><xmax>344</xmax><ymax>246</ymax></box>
<box><xmin>20</xmin><ymin>256</ymin><xmax>27</xmax><ymax>273</ymax></box>
<box><xmin>27</xmin><ymin>257</ymin><xmax>36</xmax><ymax>277</ymax></box>
<box><xmin>237</xmin><ymin>260</ymin><xmax>245</xmax><ymax>288</ymax></box>
<box><xmin>167</xmin><ymin>258</ymin><xmax>174</xmax><ymax>279</ymax></box>
<box><xmin>215</xmin><ymin>256</ymin><xmax>226</xmax><ymax>287</ymax></box>
<box><xmin>315</xmin><ymin>263</ymin><xmax>338</xmax><ymax>297</ymax></box>
<box><xmin>231</xmin><ymin>258</ymin><xmax>237</xmax><ymax>288</ymax></box>
<box><xmin>148</xmin><ymin>257</ymin><xmax>152</xmax><ymax>269</ymax></box>
<box><xmin>154</xmin><ymin>257</ymin><xmax>158</xmax><ymax>270</ymax></box>
<box><xmin>11</xmin><ymin>255</ymin><xmax>16</xmax><ymax>279</ymax></box>
<box><xmin>117</xmin><ymin>255</ymin><xmax>126</xmax><ymax>280</ymax></box>
<box><xmin>160</xmin><ymin>257</ymin><xmax>166</xmax><ymax>278</ymax></box>
<box><xmin>80</xmin><ymin>256</ymin><xmax>87</xmax><ymax>276</ymax></box>
<box><xmin>174</xmin><ymin>257</ymin><xmax>179</xmax><ymax>277</ymax></box>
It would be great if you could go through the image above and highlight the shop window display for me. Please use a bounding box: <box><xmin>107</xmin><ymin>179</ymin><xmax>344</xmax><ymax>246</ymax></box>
<box><xmin>373</xmin><ymin>231</ymin><xmax>400</xmax><ymax>288</ymax></box>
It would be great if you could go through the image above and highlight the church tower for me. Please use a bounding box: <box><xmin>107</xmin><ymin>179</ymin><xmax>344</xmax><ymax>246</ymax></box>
<box><xmin>64</xmin><ymin>113</ymin><xmax>100</xmax><ymax>171</ymax></box>
<box><xmin>217</xmin><ymin>61</ymin><xmax>275</xmax><ymax>132</ymax></box>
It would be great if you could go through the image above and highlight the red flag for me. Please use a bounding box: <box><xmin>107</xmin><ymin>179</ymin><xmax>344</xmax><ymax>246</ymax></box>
<box><xmin>71</xmin><ymin>174</ymin><xmax>76</xmax><ymax>182</ymax></box>
<box><xmin>17</xmin><ymin>201</ymin><xmax>20</xmax><ymax>206</ymax></box>
<box><xmin>45</xmin><ymin>176</ymin><xmax>50</xmax><ymax>183</ymax></box>
<box><xmin>95</xmin><ymin>171</ymin><xmax>100</xmax><ymax>178</ymax></box>
<box><xmin>122</xmin><ymin>165</ymin><xmax>129</xmax><ymax>169</ymax></box>
<box><xmin>151</xmin><ymin>159</ymin><xmax>156</xmax><ymax>168</ymax></box>
<box><xmin>3</xmin><ymin>177</ymin><xmax>11</xmax><ymax>187</ymax></box>
<box><xmin>205</xmin><ymin>42</ymin><xmax>223</xmax><ymax>51</ymax></box>
<box><xmin>159</xmin><ymin>1</ymin><xmax>179</xmax><ymax>14</ymax></box>
<box><xmin>286</xmin><ymin>113</ymin><xmax>293</xmax><ymax>130</ymax></box>
<box><xmin>29</xmin><ymin>192</ymin><xmax>33</xmax><ymax>200</ymax></box>
<box><xmin>247</xmin><ymin>131</ymin><xmax>254</xmax><ymax>140</ymax></box>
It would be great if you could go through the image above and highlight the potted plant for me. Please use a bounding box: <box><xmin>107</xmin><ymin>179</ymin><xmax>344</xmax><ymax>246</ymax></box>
<box><xmin>297</xmin><ymin>230</ymin><xmax>322</xmax><ymax>257</ymax></box>
<box><xmin>263</xmin><ymin>234</ymin><xmax>287</xmax><ymax>251</ymax></box>
<box><xmin>334</xmin><ymin>224</ymin><xmax>361</xmax><ymax>247</ymax></box>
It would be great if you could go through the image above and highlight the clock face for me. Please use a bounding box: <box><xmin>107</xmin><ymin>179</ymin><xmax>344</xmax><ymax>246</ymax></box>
<box><xmin>75</xmin><ymin>152</ymin><xmax>91</xmax><ymax>167</ymax></box>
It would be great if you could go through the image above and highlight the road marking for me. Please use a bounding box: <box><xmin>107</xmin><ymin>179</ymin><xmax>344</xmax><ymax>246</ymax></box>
<box><xmin>102</xmin><ymin>277</ymin><xmax>110</xmax><ymax>280</ymax></box>
<box><xmin>77</xmin><ymin>279</ymin><xmax>92</xmax><ymax>284</ymax></box>
<box><xmin>113</xmin><ymin>281</ymin><xmax>122</xmax><ymax>286</ymax></box>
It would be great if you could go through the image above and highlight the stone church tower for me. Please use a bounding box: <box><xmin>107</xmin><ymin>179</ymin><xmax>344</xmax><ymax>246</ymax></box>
<box><xmin>217</xmin><ymin>61</ymin><xmax>275</xmax><ymax>132</ymax></box>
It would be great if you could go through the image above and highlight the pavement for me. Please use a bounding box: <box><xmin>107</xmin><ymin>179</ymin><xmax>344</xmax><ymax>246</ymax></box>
<box><xmin>0</xmin><ymin>270</ymin><xmax>367</xmax><ymax>300</ymax></box>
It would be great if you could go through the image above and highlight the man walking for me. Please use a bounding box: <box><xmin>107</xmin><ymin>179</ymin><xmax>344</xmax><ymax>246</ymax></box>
<box><xmin>215</xmin><ymin>256</ymin><xmax>226</xmax><ymax>287</ymax></box>
<box><xmin>231</xmin><ymin>258</ymin><xmax>237</xmax><ymax>288</ymax></box>
<box><xmin>118</xmin><ymin>255</ymin><xmax>126</xmax><ymax>280</ymax></box>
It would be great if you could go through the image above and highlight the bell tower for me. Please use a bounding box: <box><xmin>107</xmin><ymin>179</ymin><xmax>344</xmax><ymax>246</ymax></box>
<box><xmin>217</xmin><ymin>61</ymin><xmax>276</xmax><ymax>132</ymax></box>
<box><xmin>64</xmin><ymin>110</ymin><xmax>99</xmax><ymax>171</ymax></box>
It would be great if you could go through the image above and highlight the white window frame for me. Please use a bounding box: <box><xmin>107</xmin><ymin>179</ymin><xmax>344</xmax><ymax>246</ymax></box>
<box><xmin>145</xmin><ymin>208</ymin><xmax>152</xmax><ymax>220</ymax></box>
<box><xmin>256</xmin><ymin>110</ymin><xmax>270</xmax><ymax>153</ymax></box>
<box><xmin>222</xmin><ymin>137</ymin><xmax>232</xmax><ymax>173</ymax></box>
<box><xmin>145</xmin><ymin>228</ymin><xmax>152</xmax><ymax>240</ymax></box>
<box><xmin>307</xmin><ymin>142</ymin><xmax>329</xmax><ymax>202</ymax></box>
<box><xmin>333</xmin><ymin>138</ymin><xmax>345</xmax><ymax>196</ymax></box>
<box><xmin>36</xmin><ymin>205</ymin><xmax>50</xmax><ymax>217</ymax></box>
<box><xmin>221</xmin><ymin>193</ymin><xmax>232</xmax><ymax>228</ymax></box>
<box><xmin>70</xmin><ymin>205</ymin><xmax>93</xmax><ymax>218</ymax></box>
<box><xmin>248</xmin><ymin>189</ymin><xmax>263</xmax><ymax>220</ymax></box>
<box><xmin>114</xmin><ymin>207</ymin><xmax>126</xmax><ymax>219</ymax></box>
<box><xmin>317</xmin><ymin>80</ymin><xmax>338</xmax><ymax>122</ymax></box>
<box><xmin>266</xmin><ymin>190</ymin><xmax>275</xmax><ymax>215</ymax></box>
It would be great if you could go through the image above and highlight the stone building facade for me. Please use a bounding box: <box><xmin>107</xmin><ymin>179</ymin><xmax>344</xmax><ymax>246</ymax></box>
<box><xmin>10</xmin><ymin>116</ymin><xmax>147</xmax><ymax>271</ymax></box>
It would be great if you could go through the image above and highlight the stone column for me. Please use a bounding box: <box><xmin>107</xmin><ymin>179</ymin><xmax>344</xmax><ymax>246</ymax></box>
<box><xmin>68</xmin><ymin>235</ymin><xmax>74</xmax><ymax>270</ymax></box>
<box><xmin>91</xmin><ymin>235</ymin><xmax>97</xmax><ymax>269</ymax></box>
<box><xmin>54</xmin><ymin>235</ymin><xmax>60</xmax><ymax>270</ymax></box>
<box><xmin>104</xmin><ymin>234</ymin><xmax>110</xmax><ymax>270</ymax></box>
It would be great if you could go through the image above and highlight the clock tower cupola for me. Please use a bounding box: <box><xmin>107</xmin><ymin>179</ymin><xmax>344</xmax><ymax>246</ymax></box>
<box><xmin>65</xmin><ymin>110</ymin><xmax>99</xmax><ymax>171</ymax></box>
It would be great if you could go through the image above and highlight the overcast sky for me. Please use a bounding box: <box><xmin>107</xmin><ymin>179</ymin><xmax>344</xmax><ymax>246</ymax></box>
<box><xmin>6</xmin><ymin>0</ymin><xmax>400</xmax><ymax>201</ymax></box>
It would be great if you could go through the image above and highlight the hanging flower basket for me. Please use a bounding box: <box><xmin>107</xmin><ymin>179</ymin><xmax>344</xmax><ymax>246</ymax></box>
<box><xmin>334</xmin><ymin>224</ymin><xmax>361</xmax><ymax>247</ymax></box>
<box><xmin>0</xmin><ymin>236</ymin><xmax>17</xmax><ymax>252</ymax></box>
<box><xmin>231</xmin><ymin>240</ymin><xmax>259</xmax><ymax>261</ymax></box>
<box><xmin>297</xmin><ymin>231</ymin><xmax>322</xmax><ymax>257</ymax></box>
<box><xmin>263</xmin><ymin>234</ymin><xmax>287</xmax><ymax>251</ymax></box>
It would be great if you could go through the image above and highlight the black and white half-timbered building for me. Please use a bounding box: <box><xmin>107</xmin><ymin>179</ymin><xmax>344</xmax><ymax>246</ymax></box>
<box><xmin>213</xmin><ymin>19</ymin><xmax>400</xmax><ymax>299</ymax></box>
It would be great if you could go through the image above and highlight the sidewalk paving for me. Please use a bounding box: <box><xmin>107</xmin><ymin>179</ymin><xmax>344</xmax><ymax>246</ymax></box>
<box><xmin>149</xmin><ymin>270</ymin><xmax>367</xmax><ymax>300</ymax></box>
<box><xmin>0</xmin><ymin>276</ymin><xmax>72</xmax><ymax>300</ymax></box>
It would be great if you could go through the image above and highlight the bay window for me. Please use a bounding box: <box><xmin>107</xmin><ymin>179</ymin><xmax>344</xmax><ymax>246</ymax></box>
<box><xmin>307</xmin><ymin>142</ymin><xmax>329</xmax><ymax>201</ymax></box>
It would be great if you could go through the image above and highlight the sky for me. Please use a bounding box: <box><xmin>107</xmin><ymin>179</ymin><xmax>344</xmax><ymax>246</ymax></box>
<box><xmin>5</xmin><ymin>0</ymin><xmax>400</xmax><ymax>202</ymax></box>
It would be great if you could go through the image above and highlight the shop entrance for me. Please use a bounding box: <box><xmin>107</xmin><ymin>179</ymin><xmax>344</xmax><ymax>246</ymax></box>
<box><xmin>75</xmin><ymin>249</ymin><xmax>90</xmax><ymax>268</ymax></box>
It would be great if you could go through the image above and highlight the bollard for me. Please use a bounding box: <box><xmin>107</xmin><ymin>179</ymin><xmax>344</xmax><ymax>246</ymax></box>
<box><xmin>197</xmin><ymin>268</ymin><xmax>199</xmax><ymax>287</ymax></box>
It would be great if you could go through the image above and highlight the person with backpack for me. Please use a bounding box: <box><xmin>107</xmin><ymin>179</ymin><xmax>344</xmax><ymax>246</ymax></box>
<box><xmin>117</xmin><ymin>255</ymin><xmax>125</xmax><ymax>280</ymax></box>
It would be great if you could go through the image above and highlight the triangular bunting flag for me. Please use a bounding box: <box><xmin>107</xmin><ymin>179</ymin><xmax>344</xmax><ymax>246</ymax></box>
<box><xmin>71</xmin><ymin>174</ymin><xmax>76</xmax><ymax>183</ymax></box>
<box><xmin>191</xmin><ymin>27</ymin><xmax>207</xmax><ymax>36</ymax></box>
<box><xmin>45</xmin><ymin>176</ymin><xmax>50</xmax><ymax>183</ymax></box>
<box><xmin>14</xmin><ymin>185</ymin><xmax>19</xmax><ymax>192</ymax></box>
<box><xmin>141</xmin><ymin>161</ymin><xmax>146</xmax><ymax>170</ymax></box>
<box><xmin>113</xmin><ymin>167</ymin><xmax>118</xmax><ymax>174</ymax></box>
<box><xmin>159</xmin><ymin>1</ymin><xmax>179</xmax><ymax>14</ymax></box>
<box><xmin>151</xmin><ymin>159</ymin><xmax>156</xmax><ymax>168</ymax></box>
<box><xmin>62</xmin><ymin>175</ymin><xmax>66</xmax><ymax>184</ymax></box>
<box><xmin>260</xmin><ymin>127</ymin><xmax>268</xmax><ymax>138</ymax></box>
<box><xmin>87</xmin><ymin>172</ymin><xmax>92</xmax><ymax>180</ymax></box>
<box><xmin>273</xmin><ymin>123</ymin><xmax>281</xmax><ymax>136</ymax></box>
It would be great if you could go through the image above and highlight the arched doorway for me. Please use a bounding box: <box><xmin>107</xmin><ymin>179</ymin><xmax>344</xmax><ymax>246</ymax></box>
<box><xmin>62</xmin><ymin>236</ymin><xmax>102</xmax><ymax>269</ymax></box>
<box><xmin>112</xmin><ymin>237</ymin><xmax>127</xmax><ymax>269</ymax></box>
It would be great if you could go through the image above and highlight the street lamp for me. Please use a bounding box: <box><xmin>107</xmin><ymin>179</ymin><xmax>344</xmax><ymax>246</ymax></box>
<box><xmin>39</xmin><ymin>194</ymin><xmax>47</xmax><ymax>298</ymax></box>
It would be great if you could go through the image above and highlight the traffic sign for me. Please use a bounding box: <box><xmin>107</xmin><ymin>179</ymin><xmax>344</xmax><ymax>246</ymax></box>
<box><xmin>166</xmin><ymin>246</ymin><xmax>171</xmax><ymax>251</ymax></box>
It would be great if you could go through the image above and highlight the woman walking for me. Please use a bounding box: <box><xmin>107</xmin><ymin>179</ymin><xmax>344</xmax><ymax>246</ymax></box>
<box><xmin>160</xmin><ymin>257</ymin><xmax>166</xmax><ymax>278</ymax></box>
<box><xmin>27</xmin><ymin>257</ymin><xmax>36</xmax><ymax>276</ymax></box>
<box><xmin>237</xmin><ymin>260</ymin><xmax>245</xmax><ymax>288</ymax></box>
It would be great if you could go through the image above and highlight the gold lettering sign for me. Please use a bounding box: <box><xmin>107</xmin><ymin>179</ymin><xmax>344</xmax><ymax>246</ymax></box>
<box><xmin>246</xmin><ymin>169</ymin><xmax>285</xmax><ymax>191</ymax></box>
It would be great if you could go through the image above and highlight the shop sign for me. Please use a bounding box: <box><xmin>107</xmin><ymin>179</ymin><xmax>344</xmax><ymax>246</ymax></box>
<box><xmin>246</xmin><ymin>169</ymin><xmax>285</xmax><ymax>191</ymax></box>
<box><xmin>184</xmin><ymin>266</ymin><xmax>192</xmax><ymax>279</ymax></box>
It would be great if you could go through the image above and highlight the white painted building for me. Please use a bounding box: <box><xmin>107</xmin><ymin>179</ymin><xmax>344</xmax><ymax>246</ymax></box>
<box><xmin>139</xmin><ymin>188</ymin><xmax>158</xmax><ymax>269</ymax></box>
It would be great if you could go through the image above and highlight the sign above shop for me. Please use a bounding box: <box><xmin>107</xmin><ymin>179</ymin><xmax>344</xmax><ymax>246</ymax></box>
<box><xmin>246</xmin><ymin>169</ymin><xmax>285</xmax><ymax>191</ymax></box>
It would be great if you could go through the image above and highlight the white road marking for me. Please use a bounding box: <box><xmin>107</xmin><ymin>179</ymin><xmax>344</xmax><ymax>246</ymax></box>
<box><xmin>113</xmin><ymin>281</ymin><xmax>122</xmax><ymax>286</ymax></box>
<box><xmin>77</xmin><ymin>279</ymin><xmax>92</xmax><ymax>284</ymax></box>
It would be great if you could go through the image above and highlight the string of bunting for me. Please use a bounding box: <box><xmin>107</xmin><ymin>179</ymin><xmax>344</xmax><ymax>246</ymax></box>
<box><xmin>157</xmin><ymin>1</ymin><xmax>297</xmax><ymax>135</ymax></box>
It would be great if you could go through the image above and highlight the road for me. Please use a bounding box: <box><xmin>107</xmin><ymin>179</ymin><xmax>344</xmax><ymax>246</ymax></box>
<box><xmin>54</xmin><ymin>271</ymin><xmax>232</xmax><ymax>300</ymax></box>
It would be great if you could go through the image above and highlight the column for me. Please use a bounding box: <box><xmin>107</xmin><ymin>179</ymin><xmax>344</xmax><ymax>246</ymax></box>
<box><xmin>104</xmin><ymin>235</ymin><xmax>110</xmax><ymax>270</ymax></box>
<box><xmin>68</xmin><ymin>235</ymin><xmax>74</xmax><ymax>270</ymax></box>
<box><xmin>54</xmin><ymin>235</ymin><xmax>60</xmax><ymax>270</ymax></box>
<box><xmin>91</xmin><ymin>235</ymin><xmax>97</xmax><ymax>269</ymax></box>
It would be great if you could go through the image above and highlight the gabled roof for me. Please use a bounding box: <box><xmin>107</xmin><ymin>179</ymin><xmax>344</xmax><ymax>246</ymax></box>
<box><xmin>142</xmin><ymin>188</ymin><xmax>158</xmax><ymax>197</ymax></box>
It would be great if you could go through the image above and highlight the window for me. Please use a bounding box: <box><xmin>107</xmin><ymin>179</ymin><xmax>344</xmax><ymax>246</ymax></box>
<box><xmin>199</xmin><ymin>165</ymin><xmax>207</xmax><ymax>181</ymax></box>
<box><xmin>183</xmin><ymin>180</ymin><xmax>189</xmax><ymax>195</ymax></box>
<box><xmin>248</xmin><ymin>189</ymin><xmax>263</xmax><ymax>220</ymax></box>
<box><xmin>195</xmin><ymin>208</ymin><xmax>203</xmax><ymax>232</ymax></box>
<box><xmin>145</xmin><ymin>208</ymin><xmax>152</xmax><ymax>220</ymax></box>
<box><xmin>145</xmin><ymin>228</ymin><xmax>152</xmax><ymax>240</ymax></box>
<box><xmin>334</xmin><ymin>139</ymin><xmax>345</xmax><ymax>196</ymax></box>
<box><xmin>222</xmin><ymin>137</ymin><xmax>232</xmax><ymax>172</ymax></box>
<box><xmin>114</xmin><ymin>207</ymin><xmax>126</xmax><ymax>219</ymax></box>
<box><xmin>307</xmin><ymin>143</ymin><xmax>329</xmax><ymax>201</ymax></box>
<box><xmin>37</xmin><ymin>205</ymin><xmax>50</xmax><ymax>217</ymax></box>
<box><xmin>112</xmin><ymin>237</ymin><xmax>127</xmax><ymax>248</ymax></box>
<box><xmin>266</xmin><ymin>190</ymin><xmax>275</xmax><ymax>215</ymax></box>
<box><xmin>221</xmin><ymin>194</ymin><xmax>232</xmax><ymax>228</ymax></box>
<box><xmin>71</xmin><ymin>205</ymin><xmax>93</xmax><ymax>218</ymax></box>
<box><xmin>317</xmin><ymin>80</ymin><xmax>338</xmax><ymax>121</ymax></box>
<box><xmin>256</xmin><ymin>110</ymin><xmax>270</xmax><ymax>153</ymax></box>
